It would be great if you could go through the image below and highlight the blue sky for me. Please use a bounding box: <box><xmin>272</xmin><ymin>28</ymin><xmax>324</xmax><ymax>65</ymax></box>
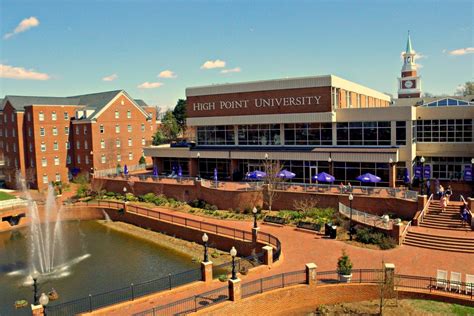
<box><xmin>0</xmin><ymin>0</ymin><xmax>472</xmax><ymax>109</ymax></box>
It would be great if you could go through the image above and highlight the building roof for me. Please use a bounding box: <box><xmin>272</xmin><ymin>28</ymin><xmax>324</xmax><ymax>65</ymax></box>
<box><xmin>406</xmin><ymin>31</ymin><xmax>413</xmax><ymax>54</ymax></box>
<box><xmin>134</xmin><ymin>99</ymin><xmax>149</xmax><ymax>107</ymax></box>
<box><xmin>2</xmin><ymin>95</ymin><xmax>81</xmax><ymax>111</ymax></box>
<box><xmin>392</xmin><ymin>95</ymin><xmax>474</xmax><ymax>107</ymax></box>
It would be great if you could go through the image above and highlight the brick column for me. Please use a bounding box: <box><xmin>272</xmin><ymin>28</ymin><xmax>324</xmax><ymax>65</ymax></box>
<box><xmin>31</xmin><ymin>304</ymin><xmax>44</xmax><ymax>316</ymax></box>
<box><xmin>228</xmin><ymin>278</ymin><xmax>241</xmax><ymax>301</ymax></box>
<box><xmin>262</xmin><ymin>245</ymin><xmax>273</xmax><ymax>266</ymax></box>
<box><xmin>189</xmin><ymin>158</ymin><xmax>198</xmax><ymax>177</ymax></box>
<box><xmin>201</xmin><ymin>261</ymin><xmax>213</xmax><ymax>283</ymax></box>
<box><xmin>230</xmin><ymin>159</ymin><xmax>239</xmax><ymax>179</ymax></box>
<box><xmin>388</xmin><ymin>162</ymin><xmax>396</xmax><ymax>188</ymax></box>
<box><xmin>153</xmin><ymin>157</ymin><xmax>164</xmax><ymax>174</ymax></box>
<box><xmin>252</xmin><ymin>227</ymin><xmax>259</xmax><ymax>244</ymax></box>
<box><xmin>305</xmin><ymin>263</ymin><xmax>318</xmax><ymax>285</ymax></box>
<box><xmin>417</xmin><ymin>194</ymin><xmax>427</xmax><ymax>212</ymax></box>
<box><xmin>392</xmin><ymin>222</ymin><xmax>404</xmax><ymax>245</ymax></box>
<box><xmin>384</xmin><ymin>263</ymin><xmax>396</xmax><ymax>291</ymax></box>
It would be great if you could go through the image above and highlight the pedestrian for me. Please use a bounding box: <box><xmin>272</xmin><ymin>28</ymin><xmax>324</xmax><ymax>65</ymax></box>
<box><xmin>440</xmin><ymin>195</ymin><xmax>448</xmax><ymax>212</ymax></box>
<box><xmin>435</xmin><ymin>179</ymin><xmax>440</xmax><ymax>199</ymax></box>
<box><xmin>461</xmin><ymin>207</ymin><xmax>469</xmax><ymax>226</ymax></box>
<box><xmin>438</xmin><ymin>185</ymin><xmax>445</xmax><ymax>200</ymax></box>
<box><xmin>445</xmin><ymin>185</ymin><xmax>452</xmax><ymax>202</ymax></box>
<box><xmin>426</xmin><ymin>179</ymin><xmax>431</xmax><ymax>196</ymax></box>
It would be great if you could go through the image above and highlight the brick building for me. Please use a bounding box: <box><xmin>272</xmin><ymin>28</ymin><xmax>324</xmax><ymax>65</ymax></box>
<box><xmin>0</xmin><ymin>90</ymin><xmax>158</xmax><ymax>190</ymax></box>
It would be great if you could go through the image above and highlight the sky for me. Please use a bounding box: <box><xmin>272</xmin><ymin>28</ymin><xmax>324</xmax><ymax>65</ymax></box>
<box><xmin>0</xmin><ymin>0</ymin><xmax>473</xmax><ymax>110</ymax></box>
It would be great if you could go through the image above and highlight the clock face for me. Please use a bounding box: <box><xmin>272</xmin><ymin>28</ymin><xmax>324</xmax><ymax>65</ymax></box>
<box><xmin>404</xmin><ymin>80</ymin><xmax>413</xmax><ymax>89</ymax></box>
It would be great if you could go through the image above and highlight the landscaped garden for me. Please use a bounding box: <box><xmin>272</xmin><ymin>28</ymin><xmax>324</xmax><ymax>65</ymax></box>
<box><xmin>0</xmin><ymin>191</ymin><xmax>16</xmax><ymax>201</ymax></box>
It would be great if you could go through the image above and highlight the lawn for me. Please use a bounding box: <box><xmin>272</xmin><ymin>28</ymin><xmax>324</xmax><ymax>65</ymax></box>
<box><xmin>0</xmin><ymin>191</ymin><xmax>16</xmax><ymax>201</ymax></box>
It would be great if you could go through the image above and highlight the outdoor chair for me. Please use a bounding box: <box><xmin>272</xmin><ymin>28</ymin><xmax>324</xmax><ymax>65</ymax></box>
<box><xmin>436</xmin><ymin>269</ymin><xmax>448</xmax><ymax>290</ymax></box>
<box><xmin>450</xmin><ymin>272</ymin><xmax>461</xmax><ymax>293</ymax></box>
<box><xmin>466</xmin><ymin>274</ymin><xmax>474</xmax><ymax>295</ymax></box>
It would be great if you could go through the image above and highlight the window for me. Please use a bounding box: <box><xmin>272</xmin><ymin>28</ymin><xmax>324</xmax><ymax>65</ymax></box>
<box><xmin>84</xmin><ymin>140</ymin><xmax>88</xmax><ymax>150</ymax></box>
<box><xmin>28</xmin><ymin>128</ymin><xmax>32</xmax><ymax>137</ymax></box>
<box><xmin>66</xmin><ymin>141</ymin><xmax>70</xmax><ymax>150</ymax></box>
<box><xmin>115</xmin><ymin>124</ymin><xmax>120</xmax><ymax>133</ymax></box>
<box><xmin>52</xmin><ymin>111</ymin><xmax>57</xmax><ymax>121</ymax></box>
<box><xmin>14</xmin><ymin>158</ymin><xmax>18</xmax><ymax>168</ymax></box>
<box><xmin>100</xmin><ymin>124</ymin><xmax>104</xmax><ymax>134</ymax></box>
<box><xmin>415</xmin><ymin>119</ymin><xmax>472</xmax><ymax>143</ymax></box>
<box><xmin>29</xmin><ymin>143</ymin><xmax>33</xmax><ymax>152</ymax></box>
<box><xmin>346</xmin><ymin>91</ymin><xmax>351</xmax><ymax>108</ymax></box>
<box><xmin>65</xmin><ymin>126</ymin><xmax>69</xmax><ymax>135</ymax></box>
<box><xmin>85</xmin><ymin>155</ymin><xmax>89</xmax><ymax>164</ymax></box>
<box><xmin>30</xmin><ymin>158</ymin><xmax>35</xmax><ymax>167</ymax></box>
<box><xmin>53</xmin><ymin>141</ymin><xmax>58</xmax><ymax>151</ymax></box>
<box><xmin>55</xmin><ymin>173</ymin><xmax>61</xmax><ymax>182</ymax></box>
<box><xmin>336</xmin><ymin>121</ymin><xmax>391</xmax><ymax>146</ymax></box>
<box><xmin>101</xmin><ymin>154</ymin><xmax>106</xmax><ymax>164</ymax></box>
<box><xmin>52</xmin><ymin>126</ymin><xmax>58</xmax><ymax>136</ymax></box>
<box><xmin>100</xmin><ymin>139</ymin><xmax>105</xmax><ymax>149</ymax></box>
<box><xmin>64</xmin><ymin>112</ymin><xmax>69</xmax><ymax>120</ymax></box>
<box><xmin>117</xmin><ymin>153</ymin><xmax>121</xmax><ymax>162</ymax></box>
<box><xmin>41</xmin><ymin>143</ymin><xmax>46</xmax><ymax>152</ymax></box>
<box><xmin>39</xmin><ymin>112</ymin><xmax>44</xmax><ymax>121</ymax></box>
<box><xmin>42</xmin><ymin>175</ymin><xmax>48</xmax><ymax>184</ymax></box>
<box><xmin>115</xmin><ymin>110</ymin><xmax>119</xmax><ymax>119</ymax></box>
<box><xmin>127</xmin><ymin>110</ymin><xmax>131</xmax><ymax>119</ymax></box>
<box><xmin>141</xmin><ymin>137</ymin><xmax>145</xmax><ymax>145</ymax></box>
<box><xmin>41</xmin><ymin>157</ymin><xmax>47</xmax><ymax>167</ymax></box>
<box><xmin>67</xmin><ymin>155</ymin><xmax>72</xmax><ymax>164</ymax></box>
<box><xmin>76</xmin><ymin>126</ymin><xmax>79</xmax><ymax>135</ymax></box>
<box><xmin>197</xmin><ymin>125</ymin><xmax>236</xmax><ymax>145</ymax></box>
<box><xmin>11</xmin><ymin>113</ymin><xmax>15</xmax><ymax>122</ymax></box>
<box><xmin>40</xmin><ymin>127</ymin><xmax>45</xmax><ymax>136</ymax></box>
<box><xmin>54</xmin><ymin>156</ymin><xmax>59</xmax><ymax>166</ymax></box>
<box><xmin>77</xmin><ymin>155</ymin><xmax>81</xmax><ymax>164</ymax></box>
<box><xmin>128</xmin><ymin>138</ymin><xmax>132</xmax><ymax>146</ymax></box>
<box><xmin>116</xmin><ymin>139</ymin><xmax>121</xmax><ymax>148</ymax></box>
<box><xmin>128</xmin><ymin>152</ymin><xmax>133</xmax><ymax>161</ymax></box>
<box><xmin>127</xmin><ymin>124</ymin><xmax>132</xmax><ymax>132</ymax></box>
<box><xmin>4</xmin><ymin>130</ymin><xmax>7</xmax><ymax>137</ymax></box>
<box><xmin>27</xmin><ymin>112</ymin><xmax>31</xmax><ymax>121</ymax></box>
<box><xmin>284</xmin><ymin>123</ymin><xmax>332</xmax><ymax>146</ymax></box>
<box><xmin>76</xmin><ymin>141</ymin><xmax>80</xmax><ymax>149</ymax></box>
<box><xmin>84</xmin><ymin>126</ymin><xmax>87</xmax><ymax>135</ymax></box>
<box><xmin>13</xmin><ymin>143</ymin><xmax>17</xmax><ymax>152</ymax></box>
<box><xmin>141</xmin><ymin>123</ymin><xmax>145</xmax><ymax>132</ymax></box>
<box><xmin>396</xmin><ymin>121</ymin><xmax>406</xmax><ymax>145</ymax></box>
<box><xmin>12</xmin><ymin>129</ymin><xmax>16</xmax><ymax>137</ymax></box>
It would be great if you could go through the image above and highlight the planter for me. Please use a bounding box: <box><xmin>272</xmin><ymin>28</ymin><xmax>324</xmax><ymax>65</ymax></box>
<box><xmin>338</xmin><ymin>273</ymin><xmax>352</xmax><ymax>283</ymax></box>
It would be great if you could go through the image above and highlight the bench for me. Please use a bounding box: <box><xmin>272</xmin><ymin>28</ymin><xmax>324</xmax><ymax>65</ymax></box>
<box><xmin>296</xmin><ymin>221</ymin><xmax>322</xmax><ymax>233</ymax></box>
<box><xmin>263</xmin><ymin>216</ymin><xmax>285</xmax><ymax>226</ymax></box>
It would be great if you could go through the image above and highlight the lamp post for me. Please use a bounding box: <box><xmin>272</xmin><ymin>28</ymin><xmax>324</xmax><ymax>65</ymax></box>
<box><xmin>202</xmin><ymin>233</ymin><xmax>209</xmax><ymax>262</ymax></box>
<box><xmin>39</xmin><ymin>292</ymin><xmax>49</xmax><ymax>315</ymax></box>
<box><xmin>123</xmin><ymin>187</ymin><xmax>127</xmax><ymax>202</ymax></box>
<box><xmin>230</xmin><ymin>246</ymin><xmax>237</xmax><ymax>280</ymax></box>
<box><xmin>252</xmin><ymin>207</ymin><xmax>258</xmax><ymax>229</ymax></box>
<box><xmin>348</xmin><ymin>193</ymin><xmax>354</xmax><ymax>241</ymax></box>
<box><xmin>32</xmin><ymin>274</ymin><xmax>39</xmax><ymax>305</ymax></box>
<box><xmin>420</xmin><ymin>156</ymin><xmax>425</xmax><ymax>195</ymax></box>
<box><xmin>197</xmin><ymin>152</ymin><xmax>201</xmax><ymax>180</ymax></box>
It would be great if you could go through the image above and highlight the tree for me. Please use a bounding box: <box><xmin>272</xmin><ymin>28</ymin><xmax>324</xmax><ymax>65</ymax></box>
<box><xmin>152</xmin><ymin>110</ymin><xmax>180</xmax><ymax>145</ymax></box>
<box><xmin>172</xmin><ymin>99</ymin><xmax>187</xmax><ymax>133</ymax></box>
<box><xmin>455</xmin><ymin>81</ymin><xmax>474</xmax><ymax>96</ymax></box>
<box><xmin>262</xmin><ymin>159</ymin><xmax>286</xmax><ymax>211</ymax></box>
<box><xmin>293</xmin><ymin>197</ymin><xmax>320</xmax><ymax>217</ymax></box>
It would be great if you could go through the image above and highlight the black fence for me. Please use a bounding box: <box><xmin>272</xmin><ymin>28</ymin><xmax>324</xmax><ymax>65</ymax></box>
<box><xmin>316</xmin><ymin>269</ymin><xmax>384</xmax><ymax>284</ymax></box>
<box><xmin>46</xmin><ymin>268</ymin><xmax>202</xmax><ymax>316</ymax></box>
<box><xmin>241</xmin><ymin>270</ymin><xmax>307</xmax><ymax>298</ymax></box>
<box><xmin>212</xmin><ymin>252</ymin><xmax>265</xmax><ymax>278</ymax></box>
<box><xmin>134</xmin><ymin>286</ymin><xmax>229</xmax><ymax>316</ymax></box>
<box><xmin>395</xmin><ymin>274</ymin><xmax>474</xmax><ymax>300</ymax></box>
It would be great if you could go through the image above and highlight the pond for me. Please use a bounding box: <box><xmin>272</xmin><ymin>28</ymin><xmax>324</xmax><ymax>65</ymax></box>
<box><xmin>0</xmin><ymin>220</ymin><xmax>198</xmax><ymax>315</ymax></box>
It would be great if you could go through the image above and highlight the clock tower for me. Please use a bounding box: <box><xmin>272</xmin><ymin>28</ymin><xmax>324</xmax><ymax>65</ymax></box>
<box><xmin>398</xmin><ymin>31</ymin><xmax>421</xmax><ymax>98</ymax></box>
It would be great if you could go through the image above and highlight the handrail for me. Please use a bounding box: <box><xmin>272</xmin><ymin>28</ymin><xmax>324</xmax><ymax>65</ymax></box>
<box><xmin>338</xmin><ymin>202</ymin><xmax>393</xmax><ymax>230</ymax></box>
<box><xmin>418</xmin><ymin>193</ymin><xmax>434</xmax><ymax>224</ymax></box>
<box><xmin>400</xmin><ymin>220</ymin><xmax>412</xmax><ymax>243</ymax></box>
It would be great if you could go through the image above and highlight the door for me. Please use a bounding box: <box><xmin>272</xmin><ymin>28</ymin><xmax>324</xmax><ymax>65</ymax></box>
<box><xmin>309</xmin><ymin>166</ymin><xmax>318</xmax><ymax>183</ymax></box>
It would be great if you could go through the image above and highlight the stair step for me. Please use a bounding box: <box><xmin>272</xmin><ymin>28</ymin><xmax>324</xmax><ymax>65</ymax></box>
<box><xmin>406</xmin><ymin>231</ymin><xmax>474</xmax><ymax>241</ymax></box>
<box><xmin>403</xmin><ymin>241</ymin><xmax>474</xmax><ymax>253</ymax></box>
<box><xmin>419</xmin><ymin>224</ymin><xmax>472</xmax><ymax>232</ymax></box>
<box><xmin>405</xmin><ymin>234</ymin><xmax>474</xmax><ymax>248</ymax></box>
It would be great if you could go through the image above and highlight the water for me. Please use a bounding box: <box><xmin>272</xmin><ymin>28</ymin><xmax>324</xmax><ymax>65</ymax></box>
<box><xmin>0</xmin><ymin>221</ymin><xmax>198</xmax><ymax>315</ymax></box>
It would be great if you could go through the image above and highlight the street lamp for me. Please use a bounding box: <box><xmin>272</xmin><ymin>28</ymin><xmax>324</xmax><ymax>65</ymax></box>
<box><xmin>348</xmin><ymin>193</ymin><xmax>354</xmax><ymax>241</ymax></box>
<box><xmin>202</xmin><ymin>233</ymin><xmax>209</xmax><ymax>262</ymax></box>
<box><xmin>32</xmin><ymin>274</ymin><xmax>39</xmax><ymax>305</ymax></box>
<box><xmin>230</xmin><ymin>246</ymin><xmax>237</xmax><ymax>280</ymax></box>
<box><xmin>39</xmin><ymin>292</ymin><xmax>49</xmax><ymax>314</ymax></box>
<box><xmin>420</xmin><ymin>156</ymin><xmax>425</xmax><ymax>195</ymax></box>
<box><xmin>264</xmin><ymin>153</ymin><xmax>269</xmax><ymax>161</ymax></box>
<box><xmin>197</xmin><ymin>152</ymin><xmax>201</xmax><ymax>180</ymax></box>
<box><xmin>252</xmin><ymin>207</ymin><xmax>258</xmax><ymax>229</ymax></box>
<box><xmin>123</xmin><ymin>187</ymin><xmax>127</xmax><ymax>202</ymax></box>
<box><xmin>328</xmin><ymin>157</ymin><xmax>332</xmax><ymax>163</ymax></box>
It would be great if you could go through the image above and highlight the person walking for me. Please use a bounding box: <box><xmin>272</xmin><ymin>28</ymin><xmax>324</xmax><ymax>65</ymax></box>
<box><xmin>439</xmin><ymin>185</ymin><xmax>445</xmax><ymax>200</ymax></box>
<box><xmin>445</xmin><ymin>185</ymin><xmax>452</xmax><ymax>202</ymax></box>
<box><xmin>435</xmin><ymin>179</ymin><xmax>440</xmax><ymax>199</ymax></box>
<box><xmin>426</xmin><ymin>179</ymin><xmax>431</xmax><ymax>196</ymax></box>
<box><xmin>440</xmin><ymin>195</ymin><xmax>448</xmax><ymax>213</ymax></box>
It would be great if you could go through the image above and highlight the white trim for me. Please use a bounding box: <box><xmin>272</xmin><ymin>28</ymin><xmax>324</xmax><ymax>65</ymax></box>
<box><xmin>91</xmin><ymin>91</ymin><xmax>150</xmax><ymax>120</ymax></box>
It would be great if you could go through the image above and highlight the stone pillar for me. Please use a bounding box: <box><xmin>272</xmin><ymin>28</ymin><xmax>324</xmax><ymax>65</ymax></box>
<box><xmin>262</xmin><ymin>245</ymin><xmax>273</xmax><ymax>266</ymax></box>
<box><xmin>305</xmin><ymin>263</ymin><xmax>318</xmax><ymax>285</ymax></box>
<box><xmin>201</xmin><ymin>261</ymin><xmax>213</xmax><ymax>283</ymax></box>
<box><xmin>228</xmin><ymin>278</ymin><xmax>241</xmax><ymax>301</ymax></box>
<box><xmin>189</xmin><ymin>158</ymin><xmax>198</xmax><ymax>177</ymax></box>
<box><xmin>392</xmin><ymin>222</ymin><xmax>404</xmax><ymax>245</ymax></box>
<box><xmin>328</xmin><ymin>160</ymin><xmax>334</xmax><ymax>177</ymax></box>
<box><xmin>417</xmin><ymin>194</ymin><xmax>427</xmax><ymax>212</ymax></box>
<box><xmin>384</xmin><ymin>263</ymin><xmax>396</xmax><ymax>291</ymax></box>
<box><xmin>230</xmin><ymin>159</ymin><xmax>239</xmax><ymax>180</ymax></box>
<box><xmin>31</xmin><ymin>304</ymin><xmax>44</xmax><ymax>316</ymax></box>
<box><xmin>252</xmin><ymin>227</ymin><xmax>259</xmax><ymax>244</ymax></box>
<box><xmin>388</xmin><ymin>162</ymin><xmax>396</xmax><ymax>188</ymax></box>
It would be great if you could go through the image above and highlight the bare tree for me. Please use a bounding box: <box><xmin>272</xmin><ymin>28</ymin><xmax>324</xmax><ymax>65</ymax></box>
<box><xmin>293</xmin><ymin>197</ymin><xmax>320</xmax><ymax>217</ymax></box>
<box><xmin>262</xmin><ymin>159</ymin><xmax>286</xmax><ymax>212</ymax></box>
<box><xmin>91</xmin><ymin>177</ymin><xmax>107</xmax><ymax>199</ymax></box>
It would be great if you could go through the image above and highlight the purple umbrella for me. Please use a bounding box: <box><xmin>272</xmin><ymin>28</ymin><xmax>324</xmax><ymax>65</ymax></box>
<box><xmin>313</xmin><ymin>172</ymin><xmax>335</xmax><ymax>183</ymax></box>
<box><xmin>123</xmin><ymin>164</ymin><xmax>129</xmax><ymax>175</ymax></box>
<box><xmin>246</xmin><ymin>170</ymin><xmax>266</xmax><ymax>180</ymax></box>
<box><xmin>213</xmin><ymin>168</ymin><xmax>218</xmax><ymax>181</ymax></box>
<box><xmin>356</xmin><ymin>173</ymin><xmax>381</xmax><ymax>183</ymax></box>
<box><xmin>178</xmin><ymin>165</ymin><xmax>182</xmax><ymax>177</ymax></box>
<box><xmin>403</xmin><ymin>168</ymin><xmax>410</xmax><ymax>184</ymax></box>
<box><xmin>153</xmin><ymin>165</ymin><xmax>159</xmax><ymax>177</ymax></box>
<box><xmin>277</xmin><ymin>169</ymin><xmax>296</xmax><ymax>179</ymax></box>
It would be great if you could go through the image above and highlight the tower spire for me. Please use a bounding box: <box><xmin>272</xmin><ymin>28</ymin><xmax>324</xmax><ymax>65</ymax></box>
<box><xmin>406</xmin><ymin>30</ymin><xmax>413</xmax><ymax>54</ymax></box>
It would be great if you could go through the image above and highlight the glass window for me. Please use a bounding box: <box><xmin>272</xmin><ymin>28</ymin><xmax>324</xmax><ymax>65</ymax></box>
<box><xmin>54</xmin><ymin>157</ymin><xmax>59</xmax><ymax>165</ymax></box>
<box><xmin>127</xmin><ymin>110</ymin><xmax>131</xmax><ymax>119</ymax></box>
<box><xmin>197</xmin><ymin>125</ymin><xmax>235</xmax><ymax>145</ymax></box>
<box><xmin>64</xmin><ymin>112</ymin><xmax>69</xmax><ymax>120</ymax></box>
<box><xmin>127</xmin><ymin>125</ymin><xmax>132</xmax><ymax>132</ymax></box>
<box><xmin>42</xmin><ymin>175</ymin><xmax>48</xmax><ymax>184</ymax></box>
<box><xmin>40</xmin><ymin>127</ymin><xmax>45</xmax><ymax>136</ymax></box>
<box><xmin>117</xmin><ymin>153</ymin><xmax>121</xmax><ymax>162</ymax></box>
<box><xmin>115</xmin><ymin>110</ymin><xmax>119</xmax><ymax>119</ymax></box>
<box><xmin>65</xmin><ymin>126</ymin><xmax>69</xmax><ymax>135</ymax></box>
<box><xmin>39</xmin><ymin>112</ymin><xmax>44</xmax><ymax>121</ymax></box>
<box><xmin>115</xmin><ymin>124</ymin><xmax>120</xmax><ymax>133</ymax></box>
<box><xmin>52</xmin><ymin>112</ymin><xmax>57</xmax><ymax>121</ymax></box>
<box><xmin>128</xmin><ymin>138</ymin><xmax>132</xmax><ymax>146</ymax></box>
<box><xmin>101</xmin><ymin>139</ymin><xmax>105</xmax><ymax>149</ymax></box>
<box><xmin>101</xmin><ymin>155</ymin><xmax>106</xmax><ymax>163</ymax></box>
<box><xmin>100</xmin><ymin>125</ymin><xmax>104</xmax><ymax>134</ymax></box>
<box><xmin>141</xmin><ymin>123</ymin><xmax>145</xmax><ymax>132</ymax></box>
<box><xmin>41</xmin><ymin>143</ymin><xmax>46</xmax><ymax>152</ymax></box>
<box><xmin>41</xmin><ymin>157</ymin><xmax>47</xmax><ymax>167</ymax></box>
<box><xmin>55</xmin><ymin>173</ymin><xmax>61</xmax><ymax>182</ymax></box>
<box><xmin>128</xmin><ymin>152</ymin><xmax>133</xmax><ymax>161</ymax></box>
<box><xmin>116</xmin><ymin>139</ymin><xmax>121</xmax><ymax>147</ymax></box>
<box><xmin>52</xmin><ymin>127</ymin><xmax>58</xmax><ymax>136</ymax></box>
<box><xmin>396</xmin><ymin>121</ymin><xmax>406</xmax><ymax>145</ymax></box>
<box><xmin>53</xmin><ymin>141</ymin><xmax>58</xmax><ymax>151</ymax></box>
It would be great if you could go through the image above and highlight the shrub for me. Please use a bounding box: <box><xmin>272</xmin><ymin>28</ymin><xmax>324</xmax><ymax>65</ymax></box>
<box><xmin>210</xmin><ymin>205</ymin><xmax>218</xmax><ymax>211</ymax></box>
<box><xmin>218</xmin><ymin>274</ymin><xmax>228</xmax><ymax>282</ymax></box>
<box><xmin>125</xmin><ymin>193</ymin><xmax>138</xmax><ymax>202</ymax></box>
<box><xmin>141</xmin><ymin>192</ymin><xmax>157</xmax><ymax>203</ymax></box>
<box><xmin>355</xmin><ymin>227</ymin><xmax>396</xmax><ymax>250</ymax></box>
<box><xmin>337</xmin><ymin>250</ymin><xmax>353</xmax><ymax>275</ymax></box>
<box><xmin>211</xmin><ymin>251</ymin><xmax>220</xmax><ymax>259</ymax></box>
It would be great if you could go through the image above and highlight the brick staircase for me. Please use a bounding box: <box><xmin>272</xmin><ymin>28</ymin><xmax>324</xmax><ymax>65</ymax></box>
<box><xmin>403</xmin><ymin>200</ymin><xmax>474</xmax><ymax>253</ymax></box>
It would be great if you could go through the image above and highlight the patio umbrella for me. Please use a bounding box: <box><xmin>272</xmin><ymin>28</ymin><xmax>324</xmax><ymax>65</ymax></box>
<box><xmin>213</xmin><ymin>168</ymin><xmax>218</xmax><ymax>181</ymax></box>
<box><xmin>403</xmin><ymin>168</ymin><xmax>410</xmax><ymax>184</ymax></box>
<box><xmin>245</xmin><ymin>170</ymin><xmax>266</xmax><ymax>180</ymax></box>
<box><xmin>123</xmin><ymin>165</ymin><xmax>129</xmax><ymax>175</ymax></box>
<box><xmin>178</xmin><ymin>165</ymin><xmax>183</xmax><ymax>177</ymax></box>
<box><xmin>356</xmin><ymin>173</ymin><xmax>381</xmax><ymax>183</ymax></box>
<box><xmin>277</xmin><ymin>169</ymin><xmax>296</xmax><ymax>179</ymax></box>
<box><xmin>153</xmin><ymin>165</ymin><xmax>159</xmax><ymax>177</ymax></box>
<box><xmin>313</xmin><ymin>172</ymin><xmax>335</xmax><ymax>183</ymax></box>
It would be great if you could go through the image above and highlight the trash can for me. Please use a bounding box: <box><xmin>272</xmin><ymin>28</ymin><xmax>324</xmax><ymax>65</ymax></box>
<box><xmin>330</xmin><ymin>225</ymin><xmax>337</xmax><ymax>239</ymax></box>
<box><xmin>324</xmin><ymin>223</ymin><xmax>332</xmax><ymax>236</ymax></box>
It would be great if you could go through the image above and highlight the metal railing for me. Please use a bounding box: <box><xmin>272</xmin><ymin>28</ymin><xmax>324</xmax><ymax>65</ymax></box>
<box><xmin>94</xmin><ymin>163</ymin><xmax>152</xmax><ymax>177</ymax></box>
<box><xmin>338</xmin><ymin>202</ymin><xmax>393</xmax><ymax>230</ymax></box>
<box><xmin>201</xmin><ymin>179</ymin><xmax>265</xmax><ymax>191</ymax></box>
<box><xmin>241</xmin><ymin>270</ymin><xmax>307</xmax><ymax>298</ymax></box>
<box><xmin>400</xmin><ymin>220</ymin><xmax>412</xmax><ymax>243</ymax></box>
<box><xmin>395</xmin><ymin>274</ymin><xmax>474</xmax><ymax>300</ymax></box>
<box><xmin>417</xmin><ymin>193</ymin><xmax>434</xmax><ymax>224</ymax></box>
<box><xmin>316</xmin><ymin>269</ymin><xmax>384</xmax><ymax>284</ymax></box>
<box><xmin>0</xmin><ymin>198</ymin><xmax>28</xmax><ymax>210</ymax></box>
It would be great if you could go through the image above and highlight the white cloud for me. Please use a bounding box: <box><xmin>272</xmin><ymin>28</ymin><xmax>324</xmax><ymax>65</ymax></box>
<box><xmin>158</xmin><ymin>70</ymin><xmax>177</xmax><ymax>78</ymax></box>
<box><xmin>102</xmin><ymin>73</ymin><xmax>118</xmax><ymax>81</ymax></box>
<box><xmin>200</xmin><ymin>59</ymin><xmax>226</xmax><ymax>69</ymax></box>
<box><xmin>0</xmin><ymin>63</ymin><xmax>50</xmax><ymax>80</ymax></box>
<box><xmin>447</xmin><ymin>47</ymin><xmax>474</xmax><ymax>56</ymax></box>
<box><xmin>220</xmin><ymin>67</ymin><xmax>241</xmax><ymax>74</ymax></box>
<box><xmin>400</xmin><ymin>50</ymin><xmax>426</xmax><ymax>60</ymax></box>
<box><xmin>4</xmin><ymin>17</ymin><xmax>40</xmax><ymax>39</ymax></box>
<box><xmin>137</xmin><ymin>81</ymin><xmax>163</xmax><ymax>89</ymax></box>
<box><xmin>455</xmin><ymin>84</ymin><xmax>465</xmax><ymax>95</ymax></box>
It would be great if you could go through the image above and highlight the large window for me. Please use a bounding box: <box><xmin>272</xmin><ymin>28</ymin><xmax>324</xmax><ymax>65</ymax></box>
<box><xmin>424</xmin><ymin>157</ymin><xmax>472</xmax><ymax>180</ymax></box>
<box><xmin>334</xmin><ymin>162</ymin><xmax>389</xmax><ymax>186</ymax></box>
<box><xmin>284</xmin><ymin>123</ymin><xmax>332</xmax><ymax>146</ymax></box>
<box><xmin>396</xmin><ymin>121</ymin><xmax>406</xmax><ymax>145</ymax></box>
<box><xmin>337</xmin><ymin>121</ymin><xmax>391</xmax><ymax>146</ymax></box>
<box><xmin>162</xmin><ymin>158</ymin><xmax>189</xmax><ymax>175</ymax></box>
<box><xmin>197</xmin><ymin>126</ymin><xmax>235</xmax><ymax>145</ymax></box>
<box><xmin>238</xmin><ymin>124</ymin><xmax>281</xmax><ymax>146</ymax></box>
<box><xmin>415</xmin><ymin>119</ymin><xmax>472</xmax><ymax>142</ymax></box>
<box><xmin>198</xmin><ymin>158</ymin><xmax>230</xmax><ymax>180</ymax></box>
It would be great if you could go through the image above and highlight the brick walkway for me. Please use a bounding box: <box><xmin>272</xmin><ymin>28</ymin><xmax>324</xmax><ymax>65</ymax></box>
<box><xmin>86</xmin><ymin>205</ymin><xmax>473</xmax><ymax>315</ymax></box>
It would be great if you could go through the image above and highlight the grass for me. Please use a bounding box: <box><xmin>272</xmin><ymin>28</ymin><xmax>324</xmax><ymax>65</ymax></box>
<box><xmin>408</xmin><ymin>299</ymin><xmax>474</xmax><ymax>315</ymax></box>
<box><xmin>0</xmin><ymin>191</ymin><xmax>16</xmax><ymax>201</ymax></box>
